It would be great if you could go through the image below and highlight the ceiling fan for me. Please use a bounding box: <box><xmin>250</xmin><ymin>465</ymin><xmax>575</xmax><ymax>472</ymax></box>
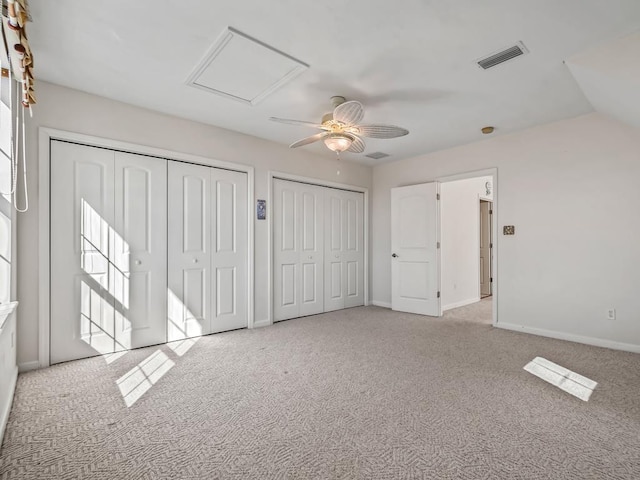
<box><xmin>269</xmin><ymin>96</ymin><xmax>409</xmax><ymax>155</ymax></box>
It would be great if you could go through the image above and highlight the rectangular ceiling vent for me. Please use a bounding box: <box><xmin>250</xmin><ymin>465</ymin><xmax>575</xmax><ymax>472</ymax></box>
<box><xmin>365</xmin><ymin>152</ymin><xmax>390</xmax><ymax>160</ymax></box>
<box><xmin>477</xmin><ymin>41</ymin><xmax>528</xmax><ymax>69</ymax></box>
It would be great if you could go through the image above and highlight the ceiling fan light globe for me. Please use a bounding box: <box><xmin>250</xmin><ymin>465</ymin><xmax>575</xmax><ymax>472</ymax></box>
<box><xmin>324</xmin><ymin>134</ymin><xmax>353</xmax><ymax>153</ymax></box>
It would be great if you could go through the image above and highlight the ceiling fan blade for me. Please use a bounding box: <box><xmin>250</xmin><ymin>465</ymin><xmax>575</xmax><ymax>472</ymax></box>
<box><xmin>353</xmin><ymin>124</ymin><xmax>409</xmax><ymax>139</ymax></box>
<box><xmin>269</xmin><ymin>117</ymin><xmax>326</xmax><ymax>130</ymax></box>
<box><xmin>333</xmin><ymin>101</ymin><xmax>364</xmax><ymax>125</ymax></box>
<box><xmin>347</xmin><ymin>135</ymin><xmax>365</xmax><ymax>154</ymax></box>
<box><xmin>289</xmin><ymin>132</ymin><xmax>330</xmax><ymax>148</ymax></box>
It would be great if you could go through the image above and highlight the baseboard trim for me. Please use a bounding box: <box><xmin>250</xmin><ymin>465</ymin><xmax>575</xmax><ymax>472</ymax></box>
<box><xmin>443</xmin><ymin>297</ymin><xmax>481</xmax><ymax>311</ymax></box>
<box><xmin>252</xmin><ymin>319</ymin><xmax>272</xmax><ymax>329</ymax></box>
<box><xmin>18</xmin><ymin>361</ymin><xmax>40</xmax><ymax>372</ymax></box>
<box><xmin>496</xmin><ymin>322</ymin><xmax>640</xmax><ymax>354</ymax></box>
<box><xmin>0</xmin><ymin>365</ymin><xmax>18</xmax><ymax>446</ymax></box>
<box><xmin>372</xmin><ymin>301</ymin><xmax>391</xmax><ymax>309</ymax></box>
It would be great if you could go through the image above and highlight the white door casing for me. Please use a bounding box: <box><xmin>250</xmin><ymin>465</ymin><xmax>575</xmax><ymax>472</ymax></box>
<box><xmin>324</xmin><ymin>189</ymin><xmax>365</xmax><ymax>311</ymax></box>
<box><xmin>391</xmin><ymin>182</ymin><xmax>441</xmax><ymax>316</ymax></box>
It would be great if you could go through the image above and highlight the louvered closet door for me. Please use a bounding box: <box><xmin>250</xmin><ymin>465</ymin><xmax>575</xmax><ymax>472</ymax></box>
<box><xmin>113</xmin><ymin>152</ymin><xmax>167</xmax><ymax>351</ymax></box>
<box><xmin>168</xmin><ymin>161</ymin><xmax>212</xmax><ymax>341</ymax></box>
<box><xmin>324</xmin><ymin>189</ymin><xmax>365</xmax><ymax>311</ymax></box>
<box><xmin>51</xmin><ymin>141</ymin><xmax>116</xmax><ymax>364</ymax></box>
<box><xmin>210</xmin><ymin>168</ymin><xmax>248</xmax><ymax>333</ymax></box>
<box><xmin>273</xmin><ymin>179</ymin><xmax>324</xmax><ymax>321</ymax></box>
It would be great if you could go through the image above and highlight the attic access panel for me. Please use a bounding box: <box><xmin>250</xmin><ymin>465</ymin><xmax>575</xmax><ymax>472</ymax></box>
<box><xmin>186</xmin><ymin>27</ymin><xmax>308</xmax><ymax>106</ymax></box>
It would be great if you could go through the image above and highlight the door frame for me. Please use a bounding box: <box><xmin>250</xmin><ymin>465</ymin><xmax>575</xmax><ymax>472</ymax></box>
<box><xmin>38</xmin><ymin>127</ymin><xmax>255</xmax><ymax>368</ymax></box>
<box><xmin>438</xmin><ymin>168</ymin><xmax>498</xmax><ymax>327</ymax></box>
<box><xmin>266</xmin><ymin>171</ymin><xmax>369</xmax><ymax>326</ymax></box>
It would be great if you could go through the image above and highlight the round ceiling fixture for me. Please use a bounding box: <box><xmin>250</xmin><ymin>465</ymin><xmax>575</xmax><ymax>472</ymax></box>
<box><xmin>481</xmin><ymin>126</ymin><xmax>495</xmax><ymax>134</ymax></box>
<box><xmin>324</xmin><ymin>133</ymin><xmax>353</xmax><ymax>153</ymax></box>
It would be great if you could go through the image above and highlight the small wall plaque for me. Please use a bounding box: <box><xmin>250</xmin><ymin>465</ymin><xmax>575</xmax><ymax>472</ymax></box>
<box><xmin>256</xmin><ymin>199</ymin><xmax>266</xmax><ymax>220</ymax></box>
<box><xmin>503</xmin><ymin>225</ymin><xmax>515</xmax><ymax>235</ymax></box>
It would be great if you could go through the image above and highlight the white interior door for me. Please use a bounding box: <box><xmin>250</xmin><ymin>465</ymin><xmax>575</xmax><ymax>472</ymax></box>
<box><xmin>51</xmin><ymin>141</ymin><xmax>116</xmax><ymax>363</ymax></box>
<box><xmin>210</xmin><ymin>168</ymin><xmax>248</xmax><ymax>332</ymax></box>
<box><xmin>113</xmin><ymin>152</ymin><xmax>167</xmax><ymax>351</ymax></box>
<box><xmin>273</xmin><ymin>179</ymin><xmax>324</xmax><ymax>321</ymax></box>
<box><xmin>168</xmin><ymin>161</ymin><xmax>211</xmax><ymax>341</ymax></box>
<box><xmin>324</xmin><ymin>189</ymin><xmax>365</xmax><ymax>311</ymax></box>
<box><xmin>391</xmin><ymin>182</ymin><xmax>441</xmax><ymax>316</ymax></box>
<box><xmin>479</xmin><ymin>200</ymin><xmax>492</xmax><ymax>297</ymax></box>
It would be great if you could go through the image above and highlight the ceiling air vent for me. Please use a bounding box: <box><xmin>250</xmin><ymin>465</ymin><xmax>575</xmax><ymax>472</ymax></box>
<box><xmin>365</xmin><ymin>152</ymin><xmax>390</xmax><ymax>160</ymax></box>
<box><xmin>477</xmin><ymin>41</ymin><xmax>528</xmax><ymax>69</ymax></box>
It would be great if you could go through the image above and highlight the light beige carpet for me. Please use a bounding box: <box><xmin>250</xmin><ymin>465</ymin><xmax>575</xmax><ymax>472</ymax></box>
<box><xmin>443</xmin><ymin>297</ymin><xmax>493</xmax><ymax>324</ymax></box>
<box><xmin>1</xmin><ymin>306</ymin><xmax>639</xmax><ymax>479</ymax></box>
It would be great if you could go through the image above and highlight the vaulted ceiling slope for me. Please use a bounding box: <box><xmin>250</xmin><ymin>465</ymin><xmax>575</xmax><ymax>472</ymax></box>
<box><xmin>28</xmin><ymin>1</ymin><xmax>640</xmax><ymax>165</ymax></box>
<box><xmin>567</xmin><ymin>32</ymin><xmax>640</xmax><ymax>129</ymax></box>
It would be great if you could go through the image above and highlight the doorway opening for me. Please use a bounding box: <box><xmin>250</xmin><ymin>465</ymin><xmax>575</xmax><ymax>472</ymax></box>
<box><xmin>440</xmin><ymin>173</ymin><xmax>495</xmax><ymax>325</ymax></box>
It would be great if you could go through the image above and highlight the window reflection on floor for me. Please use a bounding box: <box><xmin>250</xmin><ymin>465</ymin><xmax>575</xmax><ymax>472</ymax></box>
<box><xmin>524</xmin><ymin>356</ymin><xmax>597</xmax><ymax>402</ymax></box>
<box><xmin>116</xmin><ymin>350</ymin><xmax>175</xmax><ymax>407</ymax></box>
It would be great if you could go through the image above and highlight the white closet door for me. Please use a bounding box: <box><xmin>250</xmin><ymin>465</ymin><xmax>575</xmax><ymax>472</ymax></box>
<box><xmin>273</xmin><ymin>179</ymin><xmax>324</xmax><ymax>321</ymax></box>
<box><xmin>210</xmin><ymin>168</ymin><xmax>248</xmax><ymax>332</ymax></box>
<box><xmin>168</xmin><ymin>161</ymin><xmax>211</xmax><ymax>341</ymax></box>
<box><xmin>342</xmin><ymin>190</ymin><xmax>365</xmax><ymax>308</ymax></box>
<box><xmin>299</xmin><ymin>184</ymin><xmax>324</xmax><ymax>316</ymax></box>
<box><xmin>113</xmin><ymin>152</ymin><xmax>167</xmax><ymax>350</ymax></box>
<box><xmin>324</xmin><ymin>189</ymin><xmax>364</xmax><ymax>311</ymax></box>
<box><xmin>273</xmin><ymin>179</ymin><xmax>300</xmax><ymax>321</ymax></box>
<box><xmin>51</xmin><ymin>141</ymin><xmax>116</xmax><ymax>364</ymax></box>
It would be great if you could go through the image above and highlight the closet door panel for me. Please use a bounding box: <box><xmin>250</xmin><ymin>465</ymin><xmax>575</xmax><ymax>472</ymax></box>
<box><xmin>273</xmin><ymin>180</ymin><xmax>299</xmax><ymax>321</ymax></box>
<box><xmin>168</xmin><ymin>161</ymin><xmax>211</xmax><ymax>341</ymax></box>
<box><xmin>211</xmin><ymin>169</ymin><xmax>247</xmax><ymax>332</ymax></box>
<box><xmin>114</xmin><ymin>152</ymin><xmax>167</xmax><ymax>350</ymax></box>
<box><xmin>343</xmin><ymin>191</ymin><xmax>365</xmax><ymax>308</ymax></box>
<box><xmin>299</xmin><ymin>185</ymin><xmax>324</xmax><ymax>316</ymax></box>
<box><xmin>51</xmin><ymin>141</ymin><xmax>116</xmax><ymax>364</ymax></box>
<box><xmin>324</xmin><ymin>191</ymin><xmax>344</xmax><ymax>312</ymax></box>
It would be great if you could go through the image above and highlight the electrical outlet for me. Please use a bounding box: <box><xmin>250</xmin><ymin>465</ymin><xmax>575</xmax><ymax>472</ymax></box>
<box><xmin>607</xmin><ymin>309</ymin><xmax>616</xmax><ymax>320</ymax></box>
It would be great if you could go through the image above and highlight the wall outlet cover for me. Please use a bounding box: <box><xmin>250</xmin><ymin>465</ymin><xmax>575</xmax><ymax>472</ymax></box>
<box><xmin>503</xmin><ymin>225</ymin><xmax>515</xmax><ymax>235</ymax></box>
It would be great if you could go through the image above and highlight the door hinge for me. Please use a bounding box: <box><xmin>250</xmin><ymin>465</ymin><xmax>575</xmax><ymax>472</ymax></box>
<box><xmin>489</xmin><ymin>209</ymin><xmax>493</xmax><ymax>214</ymax></box>
<box><xmin>437</xmin><ymin>291</ymin><xmax>441</xmax><ymax>298</ymax></box>
<box><xmin>490</xmin><ymin>277</ymin><xmax>493</xmax><ymax>283</ymax></box>
<box><xmin>437</xmin><ymin>241</ymin><xmax>440</xmax><ymax>249</ymax></box>
<box><xmin>490</xmin><ymin>243</ymin><xmax>493</xmax><ymax>249</ymax></box>
<box><xmin>437</xmin><ymin>193</ymin><xmax>440</xmax><ymax>200</ymax></box>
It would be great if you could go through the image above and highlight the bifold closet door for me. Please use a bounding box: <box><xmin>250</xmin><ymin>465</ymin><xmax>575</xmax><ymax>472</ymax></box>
<box><xmin>168</xmin><ymin>161</ymin><xmax>247</xmax><ymax>340</ymax></box>
<box><xmin>324</xmin><ymin>189</ymin><xmax>365</xmax><ymax>311</ymax></box>
<box><xmin>50</xmin><ymin>141</ymin><xmax>167</xmax><ymax>364</ymax></box>
<box><xmin>273</xmin><ymin>179</ymin><xmax>324</xmax><ymax>321</ymax></box>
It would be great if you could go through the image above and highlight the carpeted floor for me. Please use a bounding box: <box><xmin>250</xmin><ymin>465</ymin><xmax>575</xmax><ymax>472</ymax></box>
<box><xmin>444</xmin><ymin>297</ymin><xmax>492</xmax><ymax>324</ymax></box>
<box><xmin>1</xmin><ymin>306</ymin><xmax>639</xmax><ymax>479</ymax></box>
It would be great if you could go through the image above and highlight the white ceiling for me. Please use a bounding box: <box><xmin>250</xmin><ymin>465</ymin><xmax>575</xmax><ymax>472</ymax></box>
<box><xmin>28</xmin><ymin>1</ymin><xmax>640</xmax><ymax>165</ymax></box>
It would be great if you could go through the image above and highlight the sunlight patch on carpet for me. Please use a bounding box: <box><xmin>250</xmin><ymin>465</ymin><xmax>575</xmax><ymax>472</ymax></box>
<box><xmin>116</xmin><ymin>350</ymin><xmax>175</xmax><ymax>407</ymax></box>
<box><xmin>524</xmin><ymin>357</ymin><xmax>597</xmax><ymax>401</ymax></box>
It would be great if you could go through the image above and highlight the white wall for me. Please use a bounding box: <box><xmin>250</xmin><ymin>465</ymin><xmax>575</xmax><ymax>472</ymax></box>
<box><xmin>17</xmin><ymin>81</ymin><xmax>372</xmax><ymax>368</ymax></box>
<box><xmin>441</xmin><ymin>176</ymin><xmax>492</xmax><ymax>310</ymax></box>
<box><xmin>373</xmin><ymin>112</ymin><xmax>640</xmax><ymax>351</ymax></box>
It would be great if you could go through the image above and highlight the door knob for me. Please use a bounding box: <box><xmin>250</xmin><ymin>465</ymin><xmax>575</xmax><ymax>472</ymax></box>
<box><xmin>193</xmin><ymin>258</ymin><xmax>198</xmax><ymax>264</ymax></box>
<box><xmin>134</xmin><ymin>260</ymin><xmax>142</xmax><ymax>265</ymax></box>
<box><xmin>392</xmin><ymin>253</ymin><xmax>398</xmax><ymax>258</ymax></box>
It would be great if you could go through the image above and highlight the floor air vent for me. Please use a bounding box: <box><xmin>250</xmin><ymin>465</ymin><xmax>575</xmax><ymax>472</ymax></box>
<box><xmin>477</xmin><ymin>41</ymin><xmax>528</xmax><ymax>69</ymax></box>
<box><xmin>365</xmin><ymin>152</ymin><xmax>390</xmax><ymax>160</ymax></box>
